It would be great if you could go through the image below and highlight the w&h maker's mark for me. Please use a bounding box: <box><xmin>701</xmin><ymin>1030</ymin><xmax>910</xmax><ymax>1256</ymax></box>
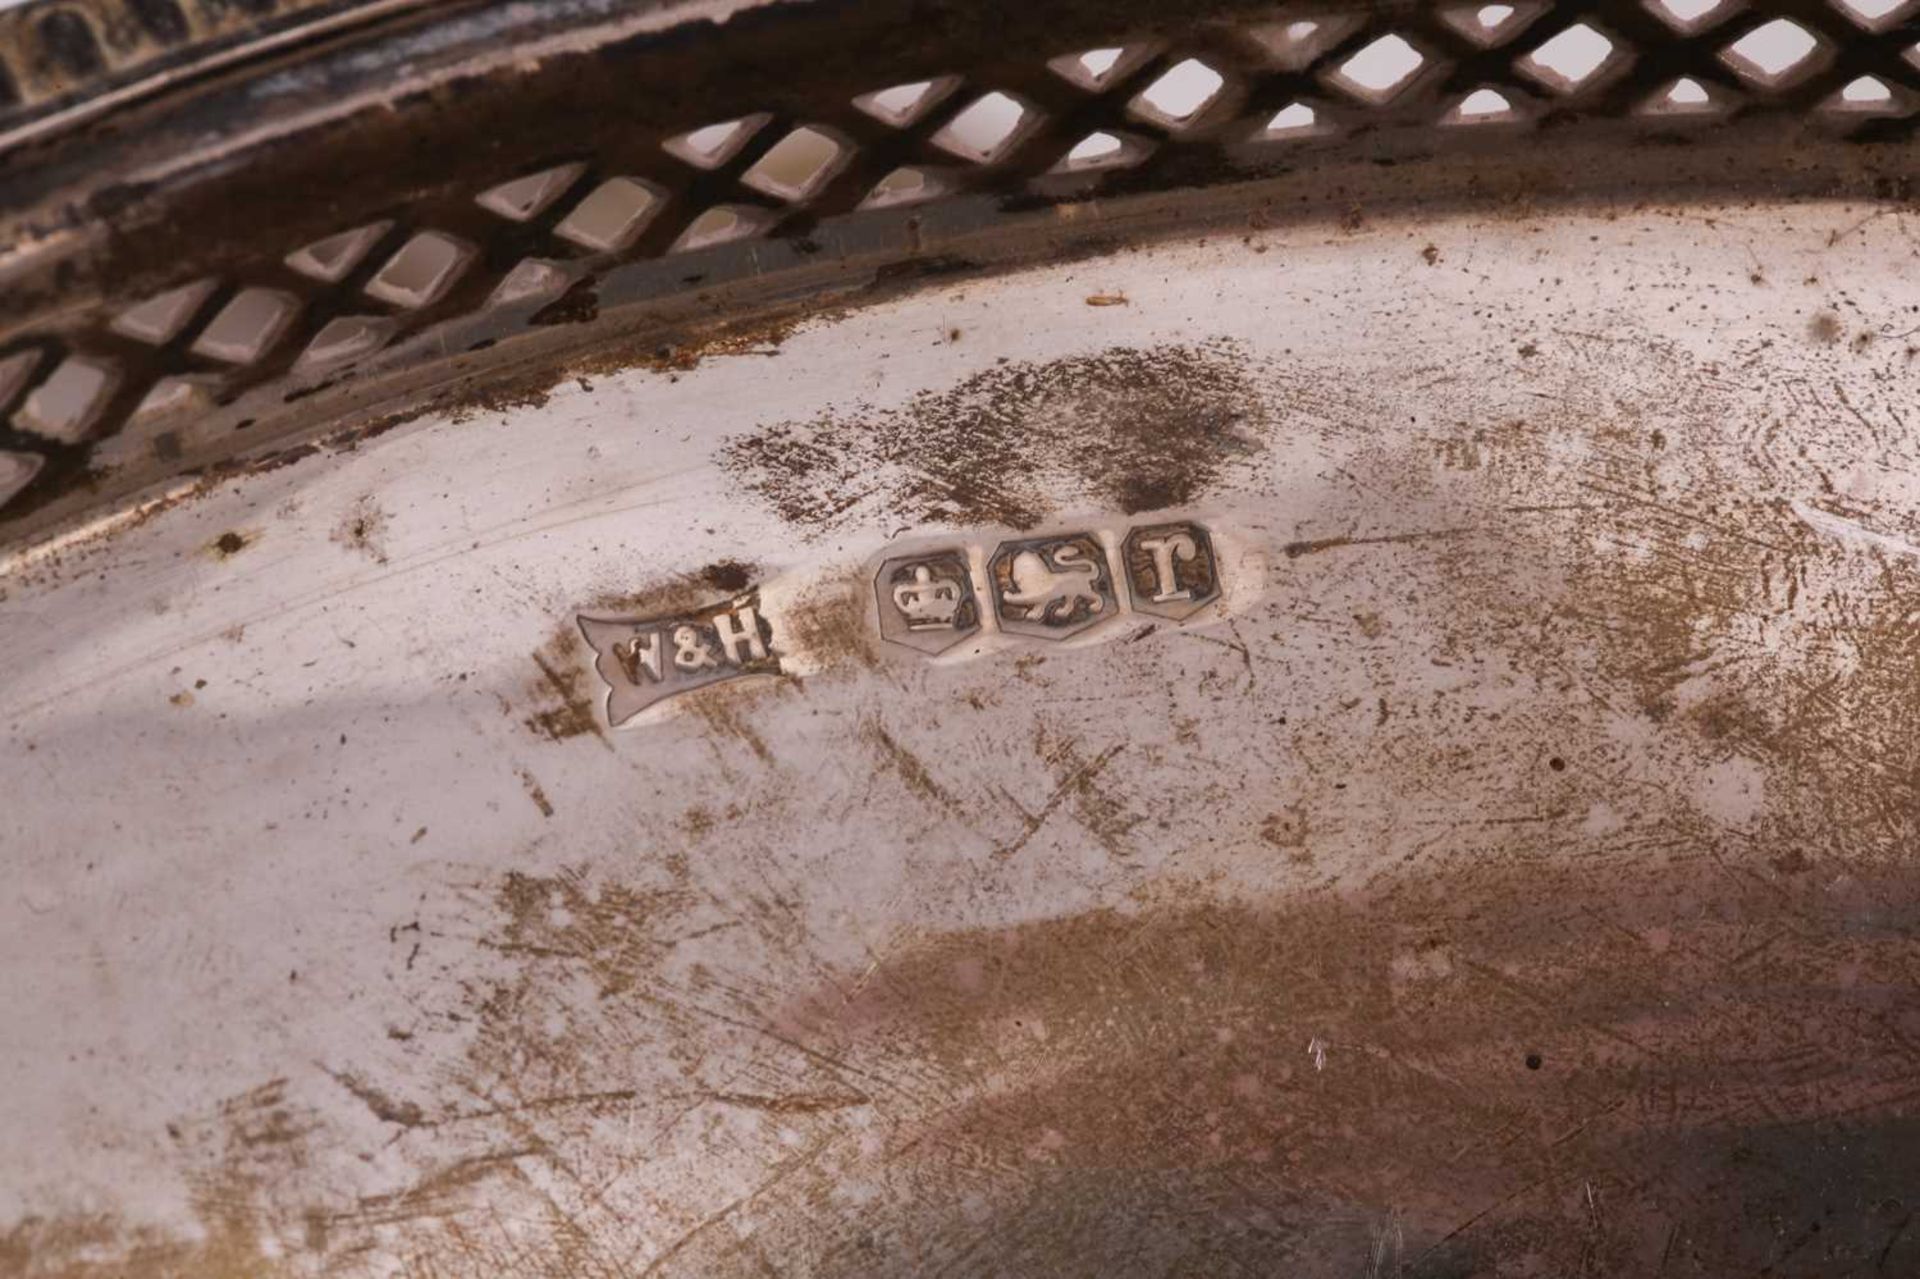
<box><xmin>578</xmin><ymin>594</ymin><xmax>779</xmax><ymax>727</ymax></box>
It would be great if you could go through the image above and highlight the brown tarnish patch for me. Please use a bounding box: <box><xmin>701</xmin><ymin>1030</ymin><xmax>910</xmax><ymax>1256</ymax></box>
<box><xmin>782</xmin><ymin>566</ymin><xmax>881</xmax><ymax>671</ymax></box>
<box><xmin>1808</xmin><ymin>309</ymin><xmax>1845</xmax><ymax>344</ymax></box>
<box><xmin>578</xmin><ymin>558</ymin><xmax>763</xmax><ymax>624</ymax></box>
<box><xmin>640</xmin><ymin>321</ymin><xmax>795</xmax><ymax>373</ymax></box>
<box><xmin>582</xmin><ymin>580</ymin><xmax>712</xmax><ymax>620</ymax></box>
<box><xmin>698</xmin><ymin>558</ymin><xmax>755</xmax><ymax>593</ymax></box>
<box><xmin>0</xmin><ymin>1212</ymin><xmax>289</xmax><ymax>1279</ymax></box>
<box><xmin>330</xmin><ymin>495</ymin><xmax>390</xmax><ymax>563</ymax></box>
<box><xmin>523</xmin><ymin>632</ymin><xmax>608</xmax><ymax>746</ymax></box>
<box><xmin>444</xmin><ymin>380</ymin><xmax>551</xmax><ymax>424</ymax></box>
<box><xmin>32</xmin><ymin>830</ymin><xmax>1917</xmax><ymax>1272</ymax></box>
<box><xmin>529</xmin><ymin>277</ymin><xmax>599</xmax><ymax>328</ymax></box>
<box><xmin>860</xmin><ymin>715</ymin><xmax>962</xmax><ymax>814</ymax></box>
<box><xmin>1</xmin><ymin>1083</ymin><xmax>314</xmax><ymax>1274</ymax></box>
<box><xmin>208</xmin><ymin>529</ymin><xmax>251</xmax><ymax>559</ymax></box>
<box><xmin>172</xmin><ymin>1080</ymin><xmax>314</xmax><ymax>1274</ymax></box>
<box><xmin>1498</xmin><ymin>419</ymin><xmax>1920</xmax><ymax>851</ymax></box>
<box><xmin>313</xmin><ymin>1147</ymin><xmax>536</xmax><ymax>1239</ymax></box>
<box><xmin>698</xmin><ymin>1089</ymin><xmax>870</xmax><ymax>1114</ymax></box>
<box><xmin>719</xmin><ymin>341</ymin><xmax>1264</xmax><ymax>532</ymax></box>
<box><xmin>322</xmin><ymin>1068</ymin><xmax>425</xmax><ymax>1129</ymax></box>
<box><xmin>747</xmin><ymin>858</ymin><xmax>1920</xmax><ymax>1275</ymax></box>
<box><xmin>516</xmin><ymin>767</ymin><xmax>554</xmax><ymax>817</ymax></box>
<box><xmin>682</xmin><ymin>681</ymin><xmax>780</xmax><ymax>765</ymax></box>
<box><xmin>994</xmin><ymin>726</ymin><xmax>1132</xmax><ymax>862</ymax></box>
<box><xmin>1034</xmin><ymin>724</ymin><xmax>1138</xmax><ymax>859</ymax></box>
<box><xmin>1259</xmin><ymin>804</ymin><xmax>1312</xmax><ymax>863</ymax></box>
<box><xmin>487</xmin><ymin>867</ymin><xmax>696</xmax><ymax>1000</ymax></box>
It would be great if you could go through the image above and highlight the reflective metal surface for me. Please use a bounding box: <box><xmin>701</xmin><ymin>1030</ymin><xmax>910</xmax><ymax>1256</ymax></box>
<box><xmin>5</xmin><ymin>1</ymin><xmax>1920</xmax><ymax>1275</ymax></box>
<box><xmin>7</xmin><ymin>198</ymin><xmax>1920</xmax><ymax>1274</ymax></box>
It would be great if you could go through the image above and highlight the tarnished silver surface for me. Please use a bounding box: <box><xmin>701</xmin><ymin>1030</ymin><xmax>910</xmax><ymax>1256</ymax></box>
<box><xmin>6</xmin><ymin>197</ymin><xmax>1920</xmax><ymax>1274</ymax></box>
<box><xmin>6</xmin><ymin>0</ymin><xmax>1920</xmax><ymax>549</ymax></box>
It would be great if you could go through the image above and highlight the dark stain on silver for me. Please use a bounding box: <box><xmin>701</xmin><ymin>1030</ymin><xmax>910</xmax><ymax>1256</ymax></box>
<box><xmin>758</xmin><ymin>860</ymin><xmax>1920</xmax><ymax>1276</ymax></box>
<box><xmin>720</xmin><ymin>342</ymin><xmax>1264</xmax><ymax>534</ymax></box>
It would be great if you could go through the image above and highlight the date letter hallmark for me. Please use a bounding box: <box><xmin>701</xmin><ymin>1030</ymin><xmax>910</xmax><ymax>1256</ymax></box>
<box><xmin>578</xmin><ymin>595</ymin><xmax>781</xmax><ymax>726</ymax></box>
<box><xmin>1122</xmin><ymin>521</ymin><xmax>1220</xmax><ymax>620</ymax></box>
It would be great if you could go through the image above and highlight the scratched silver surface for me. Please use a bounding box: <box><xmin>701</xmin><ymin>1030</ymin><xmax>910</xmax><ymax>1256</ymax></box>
<box><xmin>5</xmin><ymin>200</ymin><xmax>1920</xmax><ymax>1275</ymax></box>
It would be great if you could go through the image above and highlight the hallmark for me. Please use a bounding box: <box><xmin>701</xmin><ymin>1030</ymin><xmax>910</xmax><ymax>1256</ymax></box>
<box><xmin>988</xmin><ymin>532</ymin><xmax>1117</xmax><ymax>638</ymax></box>
<box><xmin>875</xmin><ymin>551</ymin><xmax>981</xmax><ymax>655</ymax></box>
<box><xmin>1122</xmin><ymin>521</ymin><xmax>1220</xmax><ymax>620</ymax></box>
<box><xmin>870</xmin><ymin>518</ymin><xmax>1225</xmax><ymax>654</ymax></box>
<box><xmin>578</xmin><ymin>595</ymin><xmax>779</xmax><ymax>726</ymax></box>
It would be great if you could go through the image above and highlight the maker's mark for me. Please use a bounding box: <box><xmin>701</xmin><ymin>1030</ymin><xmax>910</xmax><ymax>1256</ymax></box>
<box><xmin>578</xmin><ymin>596</ymin><xmax>780</xmax><ymax>726</ymax></box>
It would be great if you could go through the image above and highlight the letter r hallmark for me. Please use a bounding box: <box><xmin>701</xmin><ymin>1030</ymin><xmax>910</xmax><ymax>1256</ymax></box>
<box><xmin>579</xmin><ymin>594</ymin><xmax>781</xmax><ymax>726</ymax></box>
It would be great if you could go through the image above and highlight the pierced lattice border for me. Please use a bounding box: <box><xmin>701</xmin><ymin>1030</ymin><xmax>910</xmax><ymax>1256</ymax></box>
<box><xmin>2</xmin><ymin>0</ymin><xmax>1918</xmax><ymax>516</ymax></box>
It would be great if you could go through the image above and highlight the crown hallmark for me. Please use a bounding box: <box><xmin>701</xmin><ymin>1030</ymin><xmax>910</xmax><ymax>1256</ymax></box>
<box><xmin>892</xmin><ymin>565</ymin><xmax>964</xmax><ymax>628</ymax></box>
<box><xmin>875</xmin><ymin>552</ymin><xmax>980</xmax><ymax>654</ymax></box>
